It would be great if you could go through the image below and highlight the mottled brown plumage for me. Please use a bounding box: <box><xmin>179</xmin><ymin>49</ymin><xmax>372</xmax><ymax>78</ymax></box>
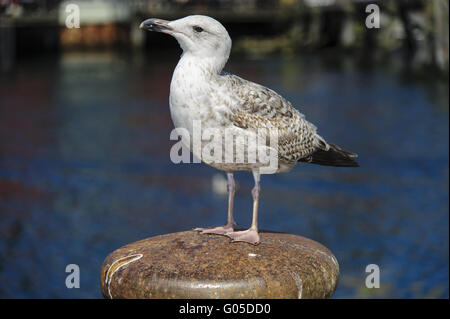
<box><xmin>222</xmin><ymin>73</ymin><xmax>357</xmax><ymax>169</ymax></box>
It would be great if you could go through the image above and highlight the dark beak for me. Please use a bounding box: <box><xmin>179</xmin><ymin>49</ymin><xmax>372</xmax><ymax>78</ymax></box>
<box><xmin>139</xmin><ymin>18</ymin><xmax>172</xmax><ymax>32</ymax></box>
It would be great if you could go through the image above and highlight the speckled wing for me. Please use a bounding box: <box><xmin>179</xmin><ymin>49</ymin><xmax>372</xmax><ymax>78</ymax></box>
<box><xmin>224</xmin><ymin>74</ymin><xmax>329</xmax><ymax>163</ymax></box>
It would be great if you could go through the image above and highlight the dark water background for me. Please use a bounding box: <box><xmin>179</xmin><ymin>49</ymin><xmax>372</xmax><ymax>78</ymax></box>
<box><xmin>0</xmin><ymin>49</ymin><xmax>448</xmax><ymax>298</ymax></box>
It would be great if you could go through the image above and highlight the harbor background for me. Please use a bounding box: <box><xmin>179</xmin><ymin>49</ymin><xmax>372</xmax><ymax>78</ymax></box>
<box><xmin>0</xmin><ymin>0</ymin><xmax>448</xmax><ymax>298</ymax></box>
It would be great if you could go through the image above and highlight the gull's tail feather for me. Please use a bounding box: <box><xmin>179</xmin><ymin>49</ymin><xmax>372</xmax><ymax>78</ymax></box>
<box><xmin>300</xmin><ymin>143</ymin><xmax>359</xmax><ymax>167</ymax></box>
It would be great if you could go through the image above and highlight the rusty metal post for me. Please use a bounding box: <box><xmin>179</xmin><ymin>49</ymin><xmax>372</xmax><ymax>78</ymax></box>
<box><xmin>100</xmin><ymin>231</ymin><xmax>339</xmax><ymax>299</ymax></box>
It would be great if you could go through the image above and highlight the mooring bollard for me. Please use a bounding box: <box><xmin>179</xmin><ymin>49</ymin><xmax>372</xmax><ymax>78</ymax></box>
<box><xmin>100</xmin><ymin>231</ymin><xmax>339</xmax><ymax>299</ymax></box>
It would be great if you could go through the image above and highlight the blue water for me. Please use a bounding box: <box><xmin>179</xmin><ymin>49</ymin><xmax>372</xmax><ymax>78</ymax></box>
<box><xmin>0</xmin><ymin>50</ymin><xmax>448</xmax><ymax>298</ymax></box>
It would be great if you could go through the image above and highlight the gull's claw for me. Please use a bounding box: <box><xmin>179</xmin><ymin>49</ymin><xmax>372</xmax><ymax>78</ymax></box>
<box><xmin>194</xmin><ymin>224</ymin><xmax>234</xmax><ymax>235</ymax></box>
<box><xmin>226</xmin><ymin>229</ymin><xmax>260</xmax><ymax>245</ymax></box>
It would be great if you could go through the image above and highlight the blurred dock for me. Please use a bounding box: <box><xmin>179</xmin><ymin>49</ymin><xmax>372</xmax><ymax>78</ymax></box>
<box><xmin>0</xmin><ymin>0</ymin><xmax>448</xmax><ymax>72</ymax></box>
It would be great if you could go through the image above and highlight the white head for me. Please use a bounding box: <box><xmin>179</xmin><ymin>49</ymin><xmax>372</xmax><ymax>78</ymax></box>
<box><xmin>140</xmin><ymin>15</ymin><xmax>232</xmax><ymax>72</ymax></box>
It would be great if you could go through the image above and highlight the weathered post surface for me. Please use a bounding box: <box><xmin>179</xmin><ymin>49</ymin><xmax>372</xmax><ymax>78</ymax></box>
<box><xmin>100</xmin><ymin>231</ymin><xmax>339</xmax><ymax>299</ymax></box>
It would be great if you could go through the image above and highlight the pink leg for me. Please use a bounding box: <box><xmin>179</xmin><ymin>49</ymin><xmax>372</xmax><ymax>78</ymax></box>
<box><xmin>194</xmin><ymin>173</ymin><xmax>236</xmax><ymax>235</ymax></box>
<box><xmin>227</xmin><ymin>171</ymin><xmax>261</xmax><ymax>245</ymax></box>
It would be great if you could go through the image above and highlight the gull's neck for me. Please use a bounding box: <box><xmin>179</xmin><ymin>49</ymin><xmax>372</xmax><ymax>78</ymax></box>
<box><xmin>169</xmin><ymin>50</ymin><xmax>229</xmax><ymax>133</ymax></box>
<box><xmin>175</xmin><ymin>51</ymin><xmax>228</xmax><ymax>79</ymax></box>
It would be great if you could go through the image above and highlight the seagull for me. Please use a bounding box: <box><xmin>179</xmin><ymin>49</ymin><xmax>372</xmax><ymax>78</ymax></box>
<box><xmin>140</xmin><ymin>15</ymin><xmax>358</xmax><ymax>245</ymax></box>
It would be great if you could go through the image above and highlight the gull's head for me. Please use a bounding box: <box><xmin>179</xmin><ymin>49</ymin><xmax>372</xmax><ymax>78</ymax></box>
<box><xmin>140</xmin><ymin>15</ymin><xmax>231</xmax><ymax>65</ymax></box>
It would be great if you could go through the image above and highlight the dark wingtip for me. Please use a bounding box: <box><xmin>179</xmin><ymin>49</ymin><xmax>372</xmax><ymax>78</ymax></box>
<box><xmin>300</xmin><ymin>144</ymin><xmax>360</xmax><ymax>167</ymax></box>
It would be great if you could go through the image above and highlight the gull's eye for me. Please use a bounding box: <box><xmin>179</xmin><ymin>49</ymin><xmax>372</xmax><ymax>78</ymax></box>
<box><xmin>193</xmin><ymin>26</ymin><xmax>204</xmax><ymax>33</ymax></box>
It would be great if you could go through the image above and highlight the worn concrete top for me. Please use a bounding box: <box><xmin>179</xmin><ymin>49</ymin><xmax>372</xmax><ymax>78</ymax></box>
<box><xmin>100</xmin><ymin>230</ymin><xmax>339</xmax><ymax>299</ymax></box>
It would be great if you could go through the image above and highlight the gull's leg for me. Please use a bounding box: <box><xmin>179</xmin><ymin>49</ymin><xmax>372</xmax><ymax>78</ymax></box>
<box><xmin>194</xmin><ymin>172</ymin><xmax>236</xmax><ymax>235</ymax></box>
<box><xmin>226</xmin><ymin>171</ymin><xmax>260</xmax><ymax>245</ymax></box>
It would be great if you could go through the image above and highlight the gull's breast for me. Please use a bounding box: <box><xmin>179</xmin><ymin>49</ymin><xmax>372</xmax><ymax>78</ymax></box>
<box><xmin>169</xmin><ymin>65</ymin><xmax>231</xmax><ymax>132</ymax></box>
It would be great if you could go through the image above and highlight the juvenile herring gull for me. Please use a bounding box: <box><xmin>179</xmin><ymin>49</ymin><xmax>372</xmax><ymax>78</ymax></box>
<box><xmin>140</xmin><ymin>15</ymin><xmax>358</xmax><ymax>245</ymax></box>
